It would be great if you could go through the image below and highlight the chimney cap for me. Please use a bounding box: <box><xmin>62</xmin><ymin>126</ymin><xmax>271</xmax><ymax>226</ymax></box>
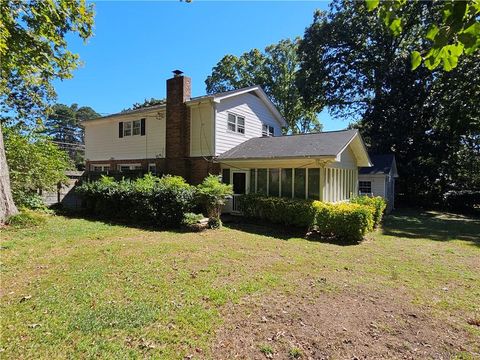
<box><xmin>172</xmin><ymin>69</ymin><xmax>183</xmax><ymax>77</ymax></box>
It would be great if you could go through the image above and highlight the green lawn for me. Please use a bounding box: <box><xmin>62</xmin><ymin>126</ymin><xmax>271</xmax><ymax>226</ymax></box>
<box><xmin>0</xmin><ymin>209</ymin><xmax>479</xmax><ymax>359</ymax></box>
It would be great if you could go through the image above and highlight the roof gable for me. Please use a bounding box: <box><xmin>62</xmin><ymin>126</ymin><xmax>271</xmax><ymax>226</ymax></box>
<box><xmin>187</xmin><ymin>86</ymin><xmax>287</xmax><ymax>127</ymax></box>
<box><xmin>359</xmin><ymin>154</ymin><xmax>398</xmax><ymax>176</ymax></box>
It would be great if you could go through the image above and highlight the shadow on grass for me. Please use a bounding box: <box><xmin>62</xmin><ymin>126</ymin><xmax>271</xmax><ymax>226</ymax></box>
<box><xmin>382</xmin><ymin>208</ymin><xmax>480</xmax><ymax>247</ymax></box>
<box><xmin>222</xmin><ymin>215</ymin><xmax>360</xmax><ymax>246</ymax></box>
<box><xmin>53</xmin><ymin>207</ymin><xmax>193</xmax><ymax>234</ymax></box>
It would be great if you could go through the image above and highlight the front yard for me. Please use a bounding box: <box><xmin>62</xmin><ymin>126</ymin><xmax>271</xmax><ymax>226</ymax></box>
<box><xmin>0</xmin><ymin>209</ymin><xmax>479</xmax><ymax>359</ymax></box>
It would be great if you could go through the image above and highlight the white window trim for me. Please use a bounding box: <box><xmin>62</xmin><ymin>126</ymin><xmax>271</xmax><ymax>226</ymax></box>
<box><xmin>123</xmin><ymin>120</ymin><xmax>142</xmax><ymax>137</ymax></box>
<box><xmin>227</xmin><ymin>113</ymin><xmax>246</xmax><ymax>135</ymax></box>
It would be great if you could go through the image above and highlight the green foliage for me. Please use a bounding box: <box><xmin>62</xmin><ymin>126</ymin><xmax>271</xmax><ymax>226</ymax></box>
<box><xmin>240</xmin><ymin>194</ymin><xmax>375</xmax><ymax>242</ymax></box>
<box><xmin>196</xmin><ymin>174</ymin><xmax>233</xmax><ymax>222</ymax></box>
<box><xmin>206</xmin><ymin>39</ymin><xmax>322</xmax><ymax>134</ymax></box>
<box><xmin>366</xmin><ymin>0</ymin><xmax>480</xmax><ymax>71</ymax></box>
<box><xmin>3</xmin><ymin>126</ymin><xmax>72</xmax><ymax>207</ymax></box>
<box><xmin>443</xmin><ymin>190</ymin><xmax>480</xmax><ymax>214</ymax></box>
<box><xmin>6</xmin><ymin>209</ymin><xmax>46</xmax><ymax>228</ymax></box>
<box><xmin>240</xmin><ymin>194</ymin><xmax>317</xmax><ymax>230</ymax></box>
<box><xmin>289</xmin><ymin>347</ymin><xmax>303</xmax><ymax>359</ymax></box>
<box><xmin>350</xmin><ymin>195</ymin><xmax>387</xmax><ymax>227</ymax></box>
<box><xmin>259</xmin><ymin>344</ymin><xmax>274</xmax><ymax>356</ymax></box>
<box><xmin>183</xmin><ymin>212</ymin><xmax>204</xmax><ymax>226</ymax></box>
<box><xmin>299</xmin><ymin>1</ymin><xmax>480</xmax><ymax>207</ymax></box>
<box><xmin>0</xmin><ymin>1</ymin><xmax>95</xmax><ymax>122</ymax></box>
<box><xmin>313</xmin><ymin>201</ymin><xmax>374</xmax><ymax>242</ymax></box>
<box><xmin>76</xmin><ymin>174</ymin><xmax>196</xmax><ymax>228</ymax></box>
<box><xmin>13</xmin><ymin>193</ymin><xmax>47</xmax><ymax>211</ymax></box>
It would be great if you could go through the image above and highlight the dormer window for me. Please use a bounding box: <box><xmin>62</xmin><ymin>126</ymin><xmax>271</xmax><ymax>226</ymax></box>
<box><xmin>227</xmin><ymin>113</ymin><xmax>245</xmax><ymax>134</ymax></box>
<box><xmin>262</xmin><ymin>124</ymin><xmax>274</xmax><ymax>137</ymax></box>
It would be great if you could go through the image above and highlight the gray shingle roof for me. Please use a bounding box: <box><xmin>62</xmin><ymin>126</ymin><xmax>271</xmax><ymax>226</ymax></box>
<box><xmin>217</xmin><ymin>129</ymin><xmax>358</xmax><ymax>160</ymax></box>
<box><xmin>359</xmin><ymin>154</ymin><xmax>395</xmax><ymax>175</ymax></box>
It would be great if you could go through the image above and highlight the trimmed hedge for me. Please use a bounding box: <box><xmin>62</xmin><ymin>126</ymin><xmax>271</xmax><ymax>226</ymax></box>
<box><xmin>350</xmin><ymin>195</ymin><xmax>387</xmax><ymax>227</ymax></box>
<box><xmin>443</xmin><ymin>190</ymin><xmax>480</xmax><ymax>214</ymax></box>
<box><xmin>240</xmin><ymin>194</ymin><xmax>376</xmax><ymax>242</ymax></box>
<box><xmin>76</xmin><ymin>174</ymin><xmax>196</xmax><ymax>228</ymax></box>
<box><xmin>312</xmin><ymin>201</ymin><xmax>374</xmax><ymax>242</ymax></box>
<box><xmin>240</xmin><ymin>194</ymin><xmax>317</xmax><ymax>229</ymax></box>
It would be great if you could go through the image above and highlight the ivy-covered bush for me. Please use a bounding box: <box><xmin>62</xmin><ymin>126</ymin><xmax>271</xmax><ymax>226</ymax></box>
<box><xmin>350</xmin><ymin>195</ymin><xmax>387</xmax><ymax>227</ymax></box>
<box><xmin>240</xmin><ymin>194</ymin><xmax>317</xmax><ymax>229</ymax></box>
<box><xmin>312</xmin><ymin>201</ymin><xmax>374</xmax><ymax>242</ymax></box>
<box><xmin>76</xmin><ymin>174</ymin><xmax>196</xmax><ymax>228</ymax></box>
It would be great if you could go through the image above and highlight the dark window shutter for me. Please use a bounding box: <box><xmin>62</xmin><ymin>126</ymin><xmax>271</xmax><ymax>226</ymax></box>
<box><xmin>141</xmin><ymin>118</ymin><xmax>146</xmax><ymax>136</ymax></box>
<box><xmin>119</xmin><ymin>122</ymin><xmax>123</xmax><ymax>138</ymax></box>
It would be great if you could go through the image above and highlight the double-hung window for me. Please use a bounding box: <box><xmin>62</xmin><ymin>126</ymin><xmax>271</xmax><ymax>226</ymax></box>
<box><xmin>132</xmin><ymin>120</ymin><xmax>141</xmax><ymax>135</ymax></box>
<box><xmin>227</xmin><ymin>113</ymin><xmax>245</xmax><ymax>134</ymax></box>
<box><xmin>262</xmin><ymin>124</ymin><xmax>274</xmax><ymax>137</ymax></box>
<box><xmin>123</xmin><ymin>122</ymin><xmax>132</xmax><ymax>137</ymax></box>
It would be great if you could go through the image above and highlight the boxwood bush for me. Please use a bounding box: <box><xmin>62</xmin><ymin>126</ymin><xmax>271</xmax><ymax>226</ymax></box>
<box><xmin>350</xmin><ymin>195</ymin><xmax>386</xmax><ymax>227</ymax></box>
<box><xmin>312</xmin><ymin>201</ymin><xmax>374</xmax><ymax>242</ymax></box>
<box><xmin>76</xmin><ymin>174</ymin><xmax>196</xmax><ymax>228</ymax></box>
<box><xmin>240</xmin><ymin>194</ymin><xmax>376</xmax><ymax>242</ymax></box>
<box><xmin>240</xmin><ymin>194</ymin><xmax>317</xmax><ymax>230</ymax></box>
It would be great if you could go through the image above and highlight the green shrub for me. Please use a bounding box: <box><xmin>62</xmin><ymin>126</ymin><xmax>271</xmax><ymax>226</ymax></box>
<box><xmin>350</xmin><ymin>195</ymin><xmax>386</xmax><ymax>227</ymax></box>
<box><xmin>240</xmin><ymin>194</ymin><xmax>317</xmax><ymax>230</ymax></box>
<box><xmin>183</xmin><ymin>212</ymin><xmax>204</xmax><ymax>226</ymax></box>
<box><xmin>313</xmin><ymin>201</ymin><xmax>374</xmax><ymax>242</ymax></box>
<box><xmin>76</xmin><ymin>174</ymin><xmax>196</xmax><ymax>228</ymax></box>
<box><xmin>196</xmin><ymin>174</ymin><xmax>233</xmax><ymax>223</ymax></box>
<box><xmin>6</xmin><ymin>209</ymin><xmax>47</xmax><ymax>227</ymax></box>
<box><xmin>13</xmin><ymin>192</ymin><xmax>47</xmax><ymax>210</ymax></box>
<box><xmin>240</xmin><ymin>194</ymin><xmax>375</xmax><ymax>242</ymax></box>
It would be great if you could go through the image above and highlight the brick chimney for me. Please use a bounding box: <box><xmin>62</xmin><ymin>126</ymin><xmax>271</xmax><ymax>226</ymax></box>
<box><xmin>165</xmin><ymin>70</ymin><xmax>191</xmax><ymax>178</ymax></box>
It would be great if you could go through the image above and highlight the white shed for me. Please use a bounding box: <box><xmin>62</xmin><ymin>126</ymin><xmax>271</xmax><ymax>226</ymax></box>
<box><xmin>358</xmin><ymin>154</ymin><xmax>398</xmax><ymax>212</ymax></box>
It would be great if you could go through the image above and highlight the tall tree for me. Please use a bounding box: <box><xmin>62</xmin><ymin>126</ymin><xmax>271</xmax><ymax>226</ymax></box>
<box><xmin>298</xmin><ymin>1</ymin><xmax>480</xmax><ymax>205</ymax></box>
<box><xmin>0</xmin><ymin>0</ymin><xmax>94</xmax><ymax>222</ymax></box>
<box><xmin>122</xmin><ymin>98</ymin><xmax>166</xmax><ymax>112</ymax></box>
<box><xmin>45</xmin><ymin>103</ymin><xmax>99</xmax><ymax>168</ymax></box>
<box><xmin>206</xmin><ymin>39</ymin><xmax>322</xmax><ymax>134</ymax></box>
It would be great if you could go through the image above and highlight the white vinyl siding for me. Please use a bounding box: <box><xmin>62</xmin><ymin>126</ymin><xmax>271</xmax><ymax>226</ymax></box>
<box><xmin>84</xmin><ymin>109</ymin><xmax>166</xmax><ymax>161</ymax></box>
<box><xmin>215</xmin><ymin>92</ymin><xmax>283</xmax><ymax>155</ymax></box>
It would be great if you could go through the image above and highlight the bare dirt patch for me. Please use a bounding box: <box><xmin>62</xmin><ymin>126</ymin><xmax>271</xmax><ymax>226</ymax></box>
<box><xmin>212</xmin><ymin>288</ymin><xmax>478</xmax><ymax>359</ymax></box>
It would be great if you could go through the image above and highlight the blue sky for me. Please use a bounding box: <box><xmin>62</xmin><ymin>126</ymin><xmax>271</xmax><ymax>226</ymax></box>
<box><xmin>55</xmin><ymin>1</ymin><xmax>347</xmax><ymax>131</ymax></box>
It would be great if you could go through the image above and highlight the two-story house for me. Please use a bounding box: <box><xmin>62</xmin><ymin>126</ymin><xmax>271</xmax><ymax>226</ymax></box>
<box><xmin>83</xmin><ymin>71</ymin><xmax>372</xmax><ymax>211</ymax></box>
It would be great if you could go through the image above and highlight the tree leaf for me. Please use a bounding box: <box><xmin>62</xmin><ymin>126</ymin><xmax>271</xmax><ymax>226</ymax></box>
<box><xmin>411</xmin><ymin>51</ymin><xmax>422</xmax><ymax>70</ymax></box>
<box><xmin>365</xmin><ymin>0</ymin><xmax>380</xmax><ymax>12</ymax></box>
<box><xmin>389</xmin><ymin>18</ymin><xmax>403</xmax><ymax>36</ymax></box>
<box><xmin>426</xmin><ymin>25</ymin><xmax>439</xmax><ymax>41</ymax></box>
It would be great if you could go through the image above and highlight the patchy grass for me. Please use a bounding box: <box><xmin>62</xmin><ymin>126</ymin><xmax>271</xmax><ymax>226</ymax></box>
<box><xmin>0</xmin><ymin>209</ymin><xmax>479</xmax><ymax>358</ymax></box>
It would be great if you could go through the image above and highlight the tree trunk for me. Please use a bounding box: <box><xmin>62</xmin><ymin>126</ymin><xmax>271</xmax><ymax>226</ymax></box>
<box><xmin>0</xmin><ymin>123</ymin><xmax>18</xmax><ymax>223</ymax></box>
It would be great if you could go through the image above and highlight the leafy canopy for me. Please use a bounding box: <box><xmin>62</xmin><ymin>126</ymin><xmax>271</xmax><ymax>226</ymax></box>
<box><xmin>366</xmin><ymin>0</ymin><xmax>480</xmax><ymax>71</ymax></box>
<box><xmin>4</xmin><ymin>125</ymin><xmax>73</xmax><ymax>205</ymax></box>
<box><xmin>0</xmin><ymin>0</ymin><xmax>95</xmax><ymax>121</ymax></box>
<box><xmin>206</xmin><ymin>39</ymin><xmax>322</xmax><ymax>134</ymax></box>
